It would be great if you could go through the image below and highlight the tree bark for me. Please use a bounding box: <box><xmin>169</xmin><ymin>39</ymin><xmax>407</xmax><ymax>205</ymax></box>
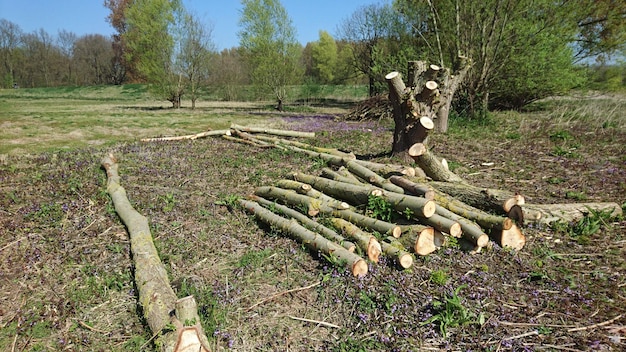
<box><xmin>381</xmin><ymin>237</ymin><xmax>414</xmax><ymax>269</ymax></box>
<box><xmin>230</xmin><ymin>124</ymin><xmax>315</xmax><ymax>138</ymax></box>
<box><xmin>387</xmin><ymin>58</ymin><xmax>472</xmax><ymax>161</ymax></box>
<box><xmin>239</xmin><ymin>199</ymin><xmax>368</xmax><ymax>277</ymax></box>
<box><xmin>292</xmin><ymin>172</ymin><xmax>437</xmax><ymax>218</ymax></box>
<box><xmin>331</xmin><ymin>218</ymin><xmax>382</xmax><ymax>263</ymax></box>
<box><xmin>249</xmin><ymin>195</ymin><xmax>357</xmax><ymax>252</ymax></box>
<box><xmin>522</xmin><ymin>202</ymin><xmax>623</xmax><ymax>225</ymax></box>
<box><xmin>101</xmin><ymin>153</ymin><xmax>211</xmax><ymax>352</ymax></box>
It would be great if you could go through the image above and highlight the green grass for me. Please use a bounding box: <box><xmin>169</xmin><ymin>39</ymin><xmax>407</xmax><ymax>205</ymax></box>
<box><xmin>0</xmin><ymin>84</ymin><xmax>367</xmax><ymax>155</ymax></box>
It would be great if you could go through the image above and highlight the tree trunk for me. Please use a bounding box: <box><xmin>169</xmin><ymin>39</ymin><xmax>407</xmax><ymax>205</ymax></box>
<box><xmin>101</xmin><ymin>154</ymin><xmax>211</xmax><ymax>352</ymax></box>
<box><xmin>387</xmin><ymin>58</ymin><xmax>472</xmax><ymax>161</ymax></box>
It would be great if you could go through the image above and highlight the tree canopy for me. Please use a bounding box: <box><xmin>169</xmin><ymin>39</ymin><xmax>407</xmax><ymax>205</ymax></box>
<box><xmin>238</xmin><ymin>0</ymin><xmax>303</xmax><ymax>110</ymax></box>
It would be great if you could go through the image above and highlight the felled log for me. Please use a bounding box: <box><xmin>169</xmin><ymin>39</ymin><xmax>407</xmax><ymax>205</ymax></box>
<box><xmin>396</xmin><ymin>225</ymin><xmax>444</xmax><ymax>256</ymax></box>
<box><xmin>409</xmin><ymin>213</ymin><xmax>462</xmax><ymax>238</ymax></box>
<box><xmin>230</xmin><ymin>124</ymin><xmax>315</xmax><ymax>138</ymax></box>
<box><xmin>344</xmin><ymin>159</ymin><xmax>406</xmax><ymax>194</ymax></box>
<box><xmin>321</xmin><ymin>167</ymin><xmax>364</xmax><ymax>185</ymax></box>
<box><xmin>249</xmin><ymin>195</ymin><xmax>357</xmax><ymax>252</ymax></box>
<box><xmin>381</xmin><ymin>237</ymin><xmax>414</xmax><ymax>269</ymax></box>
<box><xmin>408</xmin><ymin>143</ymin><xmax>465</xmax><ymax>183</ymax></box>
<box><xmin>331</xmin><ymin>218</ymin><xmax>382</xmax><ymax>262</ymax></box>
<box><xmin>101</xmin><ymin>153</ymin><xmax>211</xmax><ymax>352</ymax></box>
<box><xmin>141</xmin><ymin>129</ymin><xmax>230</xmax><ymax>142</ymax></box>
<box><xmin>240</xmin><ymin>199</ymin><xmax>368</xmax><ymax>276</ymax></box>
<box><xmin>432</xmin><ymin>189</ymin><xmax>515</xmax><ymax>232</ymax></box>
<box><xmin>523</xmin><ymin>202</ymin><xmax>623</xmax><ymax>226</ymax></box>
<box><xmin>429</xmin><ymin>180</ymin><xmax>524</xmax><ymax>217</ymax></box>
<box><xmin>254</xmin><ymin>186</ymin><xmax>335</xmax><ymax>217</ymax></box>
<box><xmin>434</xmin><ymin>205</ymin><xmax>490</xmax><ymax>248</ymax></box>
<box><xmin>292</xmin><ymin>172</ymin><xmax>436</xmax><ymax>218</ymax></box>
<box><xmin>389</xmin><ymin>175</ymin><xmax>435</xmax><ymax>200</ymax></box>
<box><xmin>274</xmin><ymin>179</ymin><xmax>351</xmax><ymax>210</ymax></box>
<box><xmin>332</xmin><ymin>208</ymin><xmax>402</xmax><ymax>238</ymax></box>
<box><xmin>335</xmin><ymin>166</ymin><xmax>365</xmax><ymax>184</ymax></box>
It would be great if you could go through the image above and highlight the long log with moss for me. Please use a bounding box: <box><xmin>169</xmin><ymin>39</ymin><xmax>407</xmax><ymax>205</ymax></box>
<box><xmin>239</xmin><ymin>199</ymin><xmax>368</xmax><ymax>277</ymax></box>
<box><xmin>249</xmin><ymin>194</ymin><xmax>356</xmax><ymax>252</ymax></box>
<box><xmin>292</xmin><ymin>172</ymin><xmax>437</xmax><ymax>218</ymax></box>
<box><xmin>101</xmin><ymin>153</ymin><xmax>211</xmax><ymax>352</ymax></box>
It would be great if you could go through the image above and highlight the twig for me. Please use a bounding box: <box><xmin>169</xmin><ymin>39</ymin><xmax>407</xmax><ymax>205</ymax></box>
<box><xmin>1</xmin><ymin>236</ymin><xmax>26</xmax><ymax>252</ymax></box>
<box><xmin>502</xmin><ymin>330</ymin><xmax>539</xmax><ymax>341</ymax></box>
<box><xmin>247</xmin><ymin>281</ymin><xmax>320</xmax><ymax>310</ymax></box>
<box><xmin>567</xmin><ymin>314</ymin><xmax>623</xmax><ymax>332</ymax></box>
<box><xmin>535</xmin><ymin>344</ymin><xmax>584</xmax><ymax>352</ymax></box>
<box><xmin>79</xmin><ymin>320</ymin><xmax>110</xmax><ymax>334</ymax></box>
<box><xmin>499</xmin><ymin>321</ymin><xmax>577</xmax><ymax>328</ymax></box>
<box><xmin>287</xmin><ymin>316</ymin><xmax>340</xmax><ymax>329</ymax></box>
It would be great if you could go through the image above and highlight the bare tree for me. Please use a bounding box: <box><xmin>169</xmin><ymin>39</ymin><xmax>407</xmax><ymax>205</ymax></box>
<box><xmin>176</xmin><ymin>13</ymin><xmax>215</xmax><ymax>109</ymax></box>
<box><xmin>0</xmin><ymin>19</ymin><xmax>23</xmax><ymax>88</ymax></box>
<box><xmin>73</xmin><ymin>34</ymin><xmax>115</xmax><ymax>85</ymax></box>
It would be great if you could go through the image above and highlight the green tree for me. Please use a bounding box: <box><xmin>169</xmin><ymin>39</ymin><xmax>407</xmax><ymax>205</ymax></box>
<box><xmin>310</xmin><ymin>30</ymin><xmax>338</xmax><ymax>84</ymax></box>
<box><xmin>238</xmin><ymin>0</ymin><xmax>303</xmax><ymax>111</ymax></box>
<box><xmin>124</xmin><ymin>0</ymin><xmax>184</xmax><ymax>107</ymax></box>
<box><xmin>176</xmin><ymin>12</ymin><xmax>216</xmax><ymax>109</ymax></box>
<box><xmin>394</xmin><ymin>0</ymin><xmax>624</xmax><ymax>115</ymax></box>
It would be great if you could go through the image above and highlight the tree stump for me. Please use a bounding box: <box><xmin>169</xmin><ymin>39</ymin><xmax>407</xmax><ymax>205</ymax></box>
<box><xmin>387</xmin><ymin>58</ymin><xmax>471</xmax><ymax>162</ymax></box>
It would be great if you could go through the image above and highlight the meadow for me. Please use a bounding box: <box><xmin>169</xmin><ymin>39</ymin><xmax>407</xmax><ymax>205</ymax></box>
<box><xmin>0</xmin><ymin>85</ymin><xmax>625</xmax><ymax>351</ymax></box>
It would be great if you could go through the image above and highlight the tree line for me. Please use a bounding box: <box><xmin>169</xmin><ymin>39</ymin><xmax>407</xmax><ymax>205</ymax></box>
<box><xmin>1</xmin><ymin>0</ymin><xmax>624</xmax><ymax>114</ymax></box>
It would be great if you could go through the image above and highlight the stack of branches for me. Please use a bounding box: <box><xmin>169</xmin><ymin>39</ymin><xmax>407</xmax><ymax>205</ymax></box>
<box><xmin>142</xmin><ymin>125</ymin><xmax>623</xmax><ymax>277</ymax></box>
<box><xmin>342</xmin><ymin>94</ymin><xmax>393</xmax><ymax>121</ymax></box>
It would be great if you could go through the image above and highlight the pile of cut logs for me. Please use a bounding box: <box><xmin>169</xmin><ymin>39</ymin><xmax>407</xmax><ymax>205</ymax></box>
<box><xmin>143</xmin><ymin>125</ymin><xmax>622</xmax><ymax>278</ymax></box>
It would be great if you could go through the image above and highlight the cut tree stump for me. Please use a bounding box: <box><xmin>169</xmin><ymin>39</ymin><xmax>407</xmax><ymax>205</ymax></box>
<box><xmin>101</xmin><ymin>153</ymin><xmax>211</xmax><ymax>352</ymax></box>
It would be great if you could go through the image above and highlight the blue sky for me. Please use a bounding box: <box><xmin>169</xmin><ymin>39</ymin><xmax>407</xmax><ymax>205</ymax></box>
<box><xmin>1</xmin><ymin>0</ymin><xmax>391</xmax><ymax>50</ymax></box>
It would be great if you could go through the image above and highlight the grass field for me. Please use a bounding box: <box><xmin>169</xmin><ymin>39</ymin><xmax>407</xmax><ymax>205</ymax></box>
<box><xmin>0</xmin><ymin>86</ymin><xmax>625</xmax><ymax>351</ymax></box>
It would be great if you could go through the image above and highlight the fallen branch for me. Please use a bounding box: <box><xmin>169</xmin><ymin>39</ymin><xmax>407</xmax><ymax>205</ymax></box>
<box><xmin>141</xmin><ymin>129</ymin><xmax>230</xmax><ymax>142</ymax></box>
<box><xmin>101</xmin><ymin>153</ymin><xmax>211</xmax><ymax>352</ymax></box>
<box><xmin>567</xmin><ymin>314</ymin><xmax>623</xmax><ymax>332</ymax></box>
<box><xmin>230</xmin><ymin>123</ymin><xmax>315</xmax><ymax>138</ymax></box>
<box><xmin>287</xmin><ymin>316</ymin><xmax>341</xmax><ymax>329</ymax></box>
